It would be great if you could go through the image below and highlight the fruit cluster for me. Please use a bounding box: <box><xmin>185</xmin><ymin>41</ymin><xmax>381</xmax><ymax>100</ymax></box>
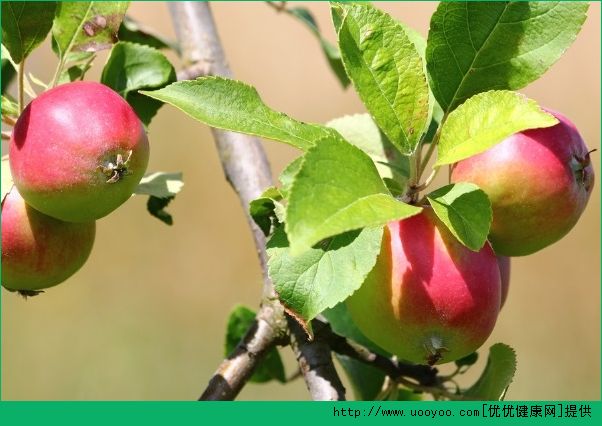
<box><xmin>2</xmin><ymin>81</ymin><xmax>149</xmax><ymax>294</ymax></box>
<box><xmin>347</xmin><ymin>110</ymin><xmax>595</xmax><ymax>365</ymax></box>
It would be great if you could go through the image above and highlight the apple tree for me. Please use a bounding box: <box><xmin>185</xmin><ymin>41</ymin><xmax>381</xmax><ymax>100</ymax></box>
<box><xmin>0</xmin><ymin>1</ymin><xmax>594</xmax><ymax>401</ymax></box>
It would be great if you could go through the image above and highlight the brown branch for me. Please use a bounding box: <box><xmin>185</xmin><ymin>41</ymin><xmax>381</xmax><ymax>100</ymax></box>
<box><xmin>315</xmin><ymin>318</ymin><xmax>439</xmax><ymax>387</ymax></box>
<box><xmin>168</xmin><ymin>2</ymin><xmax>287</xmax><ymax>401</ymax></box>
<box><xmin>288</xmin><ymin>318</ymin><xmax>346</xmax><ymax>400</ymax></box>
<box><xmin>169</xmin><ymin>2</ymin><xmax>346</xmax><ymax>401</ymax></box>
<box><xmin>199</xmin><ymin>306</ymin><xmax>288</xmax><ymax>400</ymax></box>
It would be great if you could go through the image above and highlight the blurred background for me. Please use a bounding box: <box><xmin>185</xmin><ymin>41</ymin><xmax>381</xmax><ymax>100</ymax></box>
<box><xmin>1</xmin><ymin>2</ymin><xmax>600</xmax><ymax>401</ymax></box>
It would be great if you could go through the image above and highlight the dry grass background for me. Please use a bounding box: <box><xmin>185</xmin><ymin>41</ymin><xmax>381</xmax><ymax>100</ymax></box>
<box><xmin>1</xmin><ymin>2</ymin><xmax>600</xmax><ymax>400</ymax></box>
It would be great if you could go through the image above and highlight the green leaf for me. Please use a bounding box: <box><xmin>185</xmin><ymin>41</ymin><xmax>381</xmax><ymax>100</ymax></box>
<box><xmin>136</xmin><ymin>172</ymin><xmax>184</xmax><ymax>226</ymax></box>
<box><xmin>285</xmin><ymin>134</ymin><xmax>421</xmax><ymax>255</ymax></box>
<box><xmin>336</xmin><ymin>356</ymin><xmax>386</xmax><ymax>401</ymax></box>
<box><xmin>1</xmin><ymin>2</ymin><xmax>56</xmax><ymax>64</ymax></box>
<box><xmin>1</xmin><ymin>44</ymin><xmax>42</xmax><ymax>98</ymax></box>
<box><xmin>117</xmin><ymin>16</ymin><xmax>178</xmax><ymax>52</ymax></box>
<box><xmin>56</xmin><ymin>61</ymin><xmax>94</xmax><ymax>85</ymax></box>
<box><xmin>101</xmin><ymin>41</ymin><xmax>176</xmax><ymax>125</ymax></box>
<box><xmin>326</xmin><ymin>113</ymin><xmax>409</xmax><ymax>183</ymax></box>
<box><xmin>52</xmin><ymin>2</ymin><xmax>129</xmax><ymax>61</ymax></box>
<box><xmin>1</xmin><ymin>58</ymin><xmax>16</xmax><ymax>94</ymax></box>
<box><xmin>225</xmin><ymin>305</ymin><xmax>286</xmax><ymax>383</ymax></box>
<box><xmin>101</xmin><ymin>42</ymin><xmax>175</xmax><ymax>97</ymax></box>
<box><xmin>1</xmin><ymin>155</ymin><xmax>14</xmax><ymax>205</ymax></box>
<box><xmin>436</xmin><ymin>91</ymin><xmax>558</xmax><ymax>166</ymax></box>
<box><xmin>334</xmin><ymin>2</ymin><xmax>430</xmax><ymax>154</ymax></box>
<box><xmin>322</xmin><ymin>302</ymin><xmax>388</xmax><ymax>355</ymax></box>
<box><xmin>426</xmin><ymin>2</ymin><xmax>589</xmax><ymax>112</ymax></box>
<box><xmin>147</xmin><ymin>196</ymin><xmax>174</xmax><ymax>226</ymax></box>
<box><xmin>249</xmin><ymin>187</ymin><xmax>285</xmax><ymax>236</ymax></box>
<box><xmin>136</xmin><ymin>172</ymin><xmax>184</xmax><ymax>198</ymax></box>
<box><xmin>396</xmin><ymin>19</ymin><xmax>439</xmax><ymax>146</ymax></box>
<box><xmin>427</xmin><ymin>183</ymin><xmax>492</xmax><ymax>251</ymax></box>
<box><xmin>1</xmin><ymin>95</ymin><xmax>19</xmax><ymax>118</ymax></box>
<box><xmin>141</xmin><ymin>77</ymin><xmax>331</xmax><ymax>151</ymax></box>
<box><xmin>455</xmin><ymin>352</ymin><xmax>479</xmax><ymax>368</ymax></box>
<box><xmin>465</xmin><ymin>343</ymin><xmax>517</xmax><ymax>401</ymax></box>
<box><xmin>395</xmin><ymin>388</ymin><xmax>422</xmax><ymax>401</ymax></box>
<box><xmin>323</xmin><ymin>303</ymin><xmax>390</xmax><ymax>400</ymax></box>
<box><xmin>267</xmin><ymin>225</ymin><xmax>383</xmax><ymax>325</ymax></box>
<box><xmin>279</xmin><ymin>157</ymin><xmax>303</xmax><ymax>196</ymax></box>
<box><xmin>284</xmin><ymin>7</ymin><xmax>349</xmax><ymax>88</ymax></box>
<box><xmin>423</xmin><ymin>100</ymin><xmax>444</xmax><ymax>144</ymax></box>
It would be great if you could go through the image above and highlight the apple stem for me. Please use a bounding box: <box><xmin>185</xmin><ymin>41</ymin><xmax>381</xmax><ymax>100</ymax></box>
<box><xmin>419</xmin><ymin>138</ymin><xmax>437</xmax><ymax>174</ymax></box>
<box><xmin>18</xmin><ymin>60</ymin><xmax>25</xmax><ymax>114</ymax></box>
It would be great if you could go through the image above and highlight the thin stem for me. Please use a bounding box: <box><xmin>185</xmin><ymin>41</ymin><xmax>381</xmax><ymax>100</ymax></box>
<box><xmin>395</xmin><ymin>376</ymin><xmax>465</xmax><ymax>401</ymax></box>
<box><xmin>2</xmin><ymin>115</ymin><xmax>16</xmax><ymax>126</ymax></box>
<box><xmin>405</xmin><ymin>151</ymin><xmax>421</xmax><ymax>204</ymax></box>
<box><xmin>50</xmin><ymin>57</ymin><xmax>65</xmax><ymax>88</ymax></box>
<box><xmin>419</xmin><ymin>140</ymin><xmax>437</xmax><ymax>176</ymax></box>
<box><xmin>318</xmin><ymin>318</ymin><xmax>438</xmax><ymax>387</ymax></box>
<box><xmin>18</xmin><ymin>60</ymin><xmax>25</xmax><ymax>113</ymax></box>
<box><xmin>417</xmin><ymin>113</ymin><xmax>448</xmax><ymax>181</ymax></box>
<box><xmin>265</xmin><ymin>1</ymin><xmax>287</xmax><ymax>12</ymax></box>
<box><xmin>78</xmin><ymin>54</ymin><xmax>96</xmax><ymax>81</ymax></box>
<box><xmin>2</xmin><ymin>130</ymin><xmax>11</xmax><ymax>140</ymax></box>
<box><xmin>411</xmin><ymin>166</ymin><xmax>441</xmax><ymax>194</ymax></box>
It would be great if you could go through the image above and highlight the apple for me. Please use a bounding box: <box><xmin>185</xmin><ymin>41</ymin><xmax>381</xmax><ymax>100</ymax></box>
<box><xmin>346</xmin><ymin>209</ymin><xmax>501</xmax><ymax>365</ymax></box>
<box><xmin>9</xmin><ymin>81</ymin><xmax>150</xmax><ymax>222</ymax></box>
<box><xmin>451</xmin><ymin>110</ymin><xmax>594</xmax><ymax>256</ymax></box>
<box><xmin>1</xmin><ymin>186</ymin><xmax>95</xmax><ymax>292</ymax></box>
<box><xmin>498</xmin><ymin>255</ymin><xmax>510</xmax><ymax>308</ymax></box>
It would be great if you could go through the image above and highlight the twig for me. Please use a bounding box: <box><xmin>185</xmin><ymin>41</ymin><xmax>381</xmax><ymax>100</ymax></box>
<box><xmin>18</xmin><ymin>60</ymin><xmax>25</xmax><ymax>113</ymax></box>
<box><xmin>199</xmin><ymin>307</ymin><xmax>288</xmax><ymax>400</ymax></box>
<box><xmin>317</xmin><ymin>318</ymin><xmax>467</xmax><ymax>400</ymax></box>
<box><xmin>395</xmin><ymin>376</ymin><xmax>465</xmax><ymax>401</ymax></box>
<box><xmin>316</xmin><ymin>318</ymin><xmax>438</xmax><ymax>387</ymax></box>
<box><xmin>265</xmin><ymin>1</ymin><xmax>288</xmax><ymax>13</ymax></box>
<box><xmin>169</xmin><ymin>2</ymin><xmax>357</xmax><ymax>401</ymax></box>
<box><xmin>168</xmin><ymin>2</ymin><xmax>288</xmax><ymax>401</ymax></box>
<box><xmin>288</xmin><ymin>318</ymin><xmax>346</xmax><ymax>400</ymax></box>
<box><xmin>2</xmin><ymin>130</ymin><xmax>11</xmax><ymax>140</ymax></box>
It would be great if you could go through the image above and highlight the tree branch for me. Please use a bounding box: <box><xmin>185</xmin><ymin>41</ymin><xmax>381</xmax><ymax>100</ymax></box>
<box><xmin>199</xmin><ymin>308</ymin><xmax>288</xmax><ymax>400</ymax></box>
<box><xmin>169</xmin><ymin>2</ymin><xmax>346</xmax><ymax>401</ymax></box>
<box><xmin>315</xmin><ymin>318</ymin><xmax>439</xmax><ymax>387</ymax></box>
<box><xmin>168</xmin><ymin>2</ymin><xmax>287</xmax><ymax>401</ymax></box>
<box><xmin>288</xmin><ymin>318</ymin><xmax>346</xmax><ymax>400</ymax></box>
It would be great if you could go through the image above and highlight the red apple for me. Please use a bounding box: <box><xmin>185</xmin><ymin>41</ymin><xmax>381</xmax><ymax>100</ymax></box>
<box><xmin>9</xmin><ymin>81</ymin><xmax>150</xmax><ymax>222</ymax></box>
<box><xmin>346</xmin><ymin>209</ymin><xmax>501</xmax><ymax>365</ymax></box>
<box><xmin>498</xmin><ymin>255</ymin><xmax>510</xmax><ymax>308</ymax></box>
<box><xmin>451</xmin><ymin>110</ymin><xmax>594</xmax><ymax>256</ymax></box>
<box><xmin>1</xmin><ymin>186</ymin><xmax>95</xmax><ymax>292</ymax></box>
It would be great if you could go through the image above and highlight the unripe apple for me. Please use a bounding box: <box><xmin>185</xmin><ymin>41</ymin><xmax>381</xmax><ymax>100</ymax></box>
<box><xmin>451</xmin><ymin>110</ymin><xmax>594</xmax><ymax>256</ymax></box>
<box><xmin>498</xmin><ymin>255</ymin><xmax>510</xmax><ymax>309</ymax></box>
<box><xmin>347</xmin><ymin>209</ymin><xmax>501</xmax><ymax>365</ymax></box>
<box><xmin>1</xmin><ymin>186</ymin><xmax>95</xmax><ymax>292</ymax></box>
<box><xmin>9</xmin><ymin>81</ymin><xmax>150</xmax><ymax>222</ymax></box>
